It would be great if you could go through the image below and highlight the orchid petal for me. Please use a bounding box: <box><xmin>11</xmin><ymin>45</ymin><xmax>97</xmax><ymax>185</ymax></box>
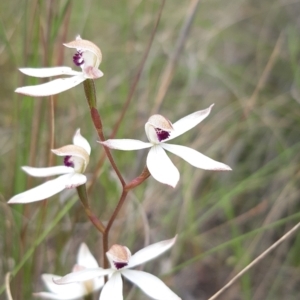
<box><xmin>165</xmin><ymin>104</ymin><xmax>214</xmax><ymax>142</ymax></box>
<box><xmin>22</xmin><ymin>166</ymin><xmax>73</xmax><ymax>177</ymax></box>
<box><xmin>19</xmin><ymin>67</ymin><xmax>82</xmax><ymax>78</ymax></box>
<box><xmin>52</xmin><ymin>145</ymin><xmax>89</xmax><ymax>172</ymax></box>
<box><xmin>122</xmin><ymin>270</ymin><xmax>181</xmax><ymax>300</ymax></box>
<box><xmin>83</xmin><ymin>66</ymin><xmax>104</xmax><ymax>79</ymax></box>
<box><xmin>15</xmin><ymin>75</ymin><xmax>86</xmax><ymax>97</ymax></box>
<box><xmin>127</xmin><ymin>236</ymin><xmax>177</xmax><ymax>268</ymax></box>
<box><xmin>77</xmin><ymin>243</ymin><xmax>99</xmax><ymax>268</ymax></box>
<box><xmin>100</xmin><ymin>139</ymin><xmax>152</xmax><ymax>151</ymax></box>
<box><xmin>8</xmin><ymin>174</ymin><xmax>72</xmax><ymax>204</ymax></box>
<box><xmin>161</xmin><ymin>144</ymin><xmax>232</xmax><ymax>171</ymax></box>
<box><xmin>65</xmin><ymin>173</ymin><xmax>87</xmax><ymax>188</ymax></box>
<box><xmin>36</xmin><ymin>274</ymin><xmax>85</xmax><ymax>299</ymax></box>
<box><xmin>100</xmin><ymin>272</ymin><xmax>123</xmax><ymax>300</ymax></box>
<box><xmin>73</xmin><ymin>129</ymin><xmax>91</xmax><ymax>155</ymax></box>
<box><xmin>52</xmin><ymin>145</ymin><xmax>88</xmax><ymax>160</ymax></box>
<box><xmin>54</xmin><ymin>269</ymin><xmax>113</xmax><ymax>284</ymax></box>
<box><xmin>146</xmin><ymin>146</ymin><xmax>179</xmax><ymax>188</ymax></box>
<box><xmin>64</xmin><ymin>37</ymin><xmax>102</xmax><ymax>67</ymax></box>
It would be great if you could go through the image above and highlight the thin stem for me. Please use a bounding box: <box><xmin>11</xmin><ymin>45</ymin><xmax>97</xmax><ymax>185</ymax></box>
<box><xmin>125</xmin><ymin>167</ymin><xmax>151</xmax><ymax>191</ymax></box>
<box><xmin>91</xmin><ymin>106</ymin><xmax>126</xmax><ymax>187</ymax></box>
<box><xmin>245</xmin><ymin>32</ymin><xmax>284</xmax><ymax>116</ymax></box>
<box><xmin>207</xmin><ymin>221</ymin><xmax>300</xmax><ymax>300</ymax></box>
<box><xmin>102</xmin><ymin>190</ymin><xmax>127</xmax><ymax>269</ymax></box>
<box><xmin>102</xmin><ymin>166</ymin><xmax>151</xmax><ymax>268</ymax></box>
<box><xmin>83</xmin><ymin>79</ymin><xmax>126</xmax><ymax>187</ymax></box>
<box><xmin>76</xmin><ymin>185</ymin><xmax>106</xmax><ymax>234</ymax></box>
<box><xmin>151</xmin><ymin>0</ymin><xmax>200</xmax><ymax>114</ymax></box>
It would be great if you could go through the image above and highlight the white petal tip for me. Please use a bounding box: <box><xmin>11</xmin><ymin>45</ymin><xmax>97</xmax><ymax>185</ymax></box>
<box><xmin>7</xmin><ymin>197</ymin><xmax>37</xmax><ymax>205</ymax></box>
<box><xmin>155</xmin><ymin>176</ymin><xmax>178</xmax><ymax>188</ymax></box>
<box><xmin>205</xmin><ymin>163</ymin><xmax>232</xmax><ymax>171</ymax></box>
<box><xmin>165</xmin><ymin>177</ymin><xmax>179</xmax><ymax>188</ymax></box>
<box><xmin>169</xmin><ymin>182</ymin><xmax>178</xmax><ymax>188</ymax></box>
<box><xmin>84</xmin><ymin>67</ymin><xmax>103</xmax><ymax>79</ymax></box>
<box><xmin>8</xmin><ymin>195</ymin><xmax>42</xmax><ymax>204</ymax></box>
<box><xmin>169</xmin><ymin>235</ymin><xmax>178</xmax><ymax>245</ymax></box>
<box><xmin>96</xmin><ymin>70</ymin><xmax>104</xmax><ymax>78</ymax></box>
<box><xmin>75</xmin><ymin>128</ymin><xmax>81</xmax><ymax>135</ymax></box>
<box><xmin>208</xmin><ymin>104</ymin><xmax>214</xmax><ymax>111</ymax></box>
<box><xmin>98</xmin><ymin>140</ymin><xmax>111</xmax><ymax>148</ymax></box>
<box><xmin>15</xmin><ymin>87</ymin><xmax>26</xmax><ymax>95</ymax></box>
<box><xmin>7</xmin><ymin>196</ymin><xmax>26</xmax><ymax>204</ymax></box>
<box><xmin>15</xmin><ymin>87</ymin><xmax>38</xmax><ymax>97</ymax></box>
<box><xmin>14</xmin><ymin>87</ymin><xmax>42</xmax><ymax>97</ymax></box>
<box><xmin>216</xmin><ymin>164</ymin><xmax>232</xmax><ymax>171</ymax></box>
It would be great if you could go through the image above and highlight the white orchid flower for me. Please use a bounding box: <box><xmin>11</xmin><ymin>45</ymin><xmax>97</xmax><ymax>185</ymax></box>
<box><xmin>8</xmin><ymin>129</ymin><xmax>90</xmax><ymax>204</ymax></box>
<box><xmin>100</xmin><ymin>104</ymin><xmax>231</xmax><ymax>187</ymax></box>
<box><xmin>15</xmin><ymin>35</ymin><xmax>103</xmax><ymax>97</ymax></box>
<box><xmin>55</xmin><ymin>236</ymin><xmax>180</xmax><ymax>300</ymax></box>
<box><xmin>34</xmin><ymin>243</ymin><xmax>104</xmax><ymax>300</ymax></box>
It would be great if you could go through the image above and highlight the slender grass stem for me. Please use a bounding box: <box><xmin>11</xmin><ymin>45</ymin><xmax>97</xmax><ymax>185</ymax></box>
<box><xmin>151</xmin><ymin>0</ymin><xmax>200</xmax><ymax>113</ymax></box>
<box><xmin>207</xmin><ymin>221</ymin><xmax>300</xmax><ymax>300</ymax></box>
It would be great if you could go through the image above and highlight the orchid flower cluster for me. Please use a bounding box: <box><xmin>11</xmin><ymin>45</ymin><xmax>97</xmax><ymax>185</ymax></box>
<box><xmin>8</xmin><ymin>35</ymin><xmax>231</xmax><ymax>300</ymax></box>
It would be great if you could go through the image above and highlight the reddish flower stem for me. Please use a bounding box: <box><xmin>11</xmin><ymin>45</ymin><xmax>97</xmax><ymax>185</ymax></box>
<box><xmin>103</xmin><ymin>166</ymin><xmax>151</xmax><ymax>268</ymax></box>
<box><xmin>83</xmin><ymin>79</ymin><xmax>126</xmax><ymax>187</ymax></box>
<box><xmin>83</xmin><ymin>79</ymin><xmax>152</xmax><ymax>268</ymax></box>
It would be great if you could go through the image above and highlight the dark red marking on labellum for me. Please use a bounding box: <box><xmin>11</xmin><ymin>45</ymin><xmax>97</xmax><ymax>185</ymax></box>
<box><xmin>73</xmin><ymin>51</ymin><xmax>84</xmax><ymax>67</ymax></box>
<box><xmin>64</xmin><ymin>156</ymin><xmax>74</xmax><ymax>168</ymax></box>
<box><xmin>113</xmin><ymin>262</ymin><xmax>128</xmax><ymax>270</ymax></box>
<box><xmin>155</xmin><ymin>128</ymin><xmax>170</xmax><ymax>142</ymax></box>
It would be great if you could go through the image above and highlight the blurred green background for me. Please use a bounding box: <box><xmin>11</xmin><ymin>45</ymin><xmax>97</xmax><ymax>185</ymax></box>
<box><xmin>1</xmin><ymin>0</ymin><xmax>300</xmax><ymax>299</ymax></box>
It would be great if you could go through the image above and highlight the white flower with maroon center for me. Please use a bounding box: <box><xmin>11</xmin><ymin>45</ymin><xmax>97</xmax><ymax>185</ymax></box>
<box><xmin>34</xmin><ymin>243</ymin><xmax>104</xmax><ymax>300</ymax></box>
<box><xmin>8</xmin><ymin>129</ymin><xmax>90</xmax><ymax>204</ymax></box>
<box><xmin>54</xmin><ymin>236</ymin><xmax>181</xmax><ymax>300</ymax></box>
<box><xmin>100</xmin><ymin>105</ymin><xmax>231</xmax><ymax>187</ymax></box>
<box><xmin>15</xmin><ymin>35</ymin><xmax>103</xmax><ymax>97</ymax></box>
